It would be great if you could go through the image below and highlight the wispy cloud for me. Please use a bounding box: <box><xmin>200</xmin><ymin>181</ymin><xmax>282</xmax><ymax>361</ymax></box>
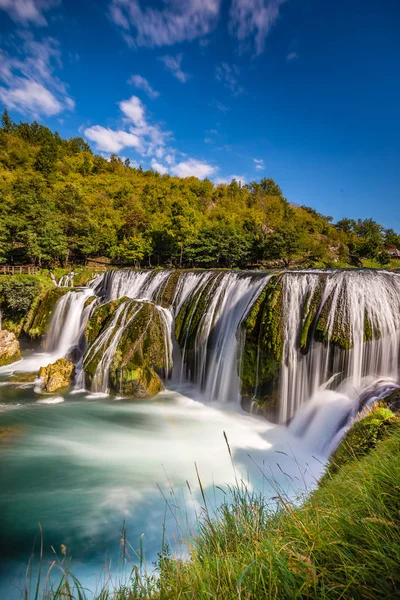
<box><xmin>254</xmin><ymin>158</ymin><xmax>264</xmax><ymax>170</ymax></box>
<box><xmin>210</xmin><ymin>99</ymin><xmax>229</xmax><ymax>114</ymax></box>
<box><xmin>0</xmin><ymin>33</ymin><xmax>74</xmax><ymax>117</ymax></box>
<box><xmin>0</xmin><ymin>0</ymin><xmax>60</xmax><ymax>26</ymax></box>
<box><xmin>159</xmin><ymin>54</ymin><xmax>189</xmax><ymax>83</ymax></box>
<box><xmin>286</xmin><ymin>51</ymin><xmax>298</xmax><ymax>61</ymax></box>
<box><xmin>215</xmin><ymin>63</ymin><xmax>244</xmax><ymax>96</ymax></box>
<box><xmin>109</xmin><ymin>0</ymin><xmax>221</xmax><ymax>48</ymax></box>
<box><xmin>229</xmin><ymin>0</ymin><xmax>287</xmax><ymax>55</ymax></box>
<box><xmin>128</xmin><ymin>74</ymin><xmax>159</xmax><ymax>99</ymax></box>
<box><xmin>171</xmin><ymin>158</ymin><xmax>217</xmax><ymax>179</ymax></box>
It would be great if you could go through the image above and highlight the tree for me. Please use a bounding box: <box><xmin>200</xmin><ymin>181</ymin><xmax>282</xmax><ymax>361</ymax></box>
<box><xmin>377</xmin><ymin>250</ymin><xmax>391</xmax><ymax>267</ymax></box>
<box><xmin>34</xmin><ymin>140</ymin><xmax>58</xmax><ymax>176</ymax></box>
<box><xmin>1</xmin><ymin>109</ymin><xmax>15</xmax><ymax>133</ymax></box>
<box><xmin>111</xmin><ymin>234</ymin><xmax>152</xmax><ymax>267</ymax></box>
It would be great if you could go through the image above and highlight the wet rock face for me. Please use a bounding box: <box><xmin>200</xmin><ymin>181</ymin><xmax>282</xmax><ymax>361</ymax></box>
<box><xmin>39</xmin><ymin>358</ymin><xmax>75</xmax><ymax>393</ymax></box>
<box><xmin>83</xmin><ymin>299</ymin><xmax>169</xmax><ymax>399</ymax></box>
<box><xmin>0</xmin><ymin>330</ymin><xmax>21</xmax><ymax>366</ymax></box>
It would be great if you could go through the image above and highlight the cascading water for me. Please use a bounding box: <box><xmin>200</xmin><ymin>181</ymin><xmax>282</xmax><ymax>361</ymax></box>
<box><xmin>58</xmin><ymin>272</ymin><xmax>75</xmax><ymax>287</ymax></box>
<box><xmin>45</xmin><ymin>288</ymin><xmax>94</xmax><ymax>358</ymax></box>
<box><xmin>278</xmin><ymin>270</ymin><xmax>400</xmax><ymax>421</ymax></box>
<box><xmin>27</xmin><ymin>268</ymin><xmax>400</xmax><ymax>429</ymax></box>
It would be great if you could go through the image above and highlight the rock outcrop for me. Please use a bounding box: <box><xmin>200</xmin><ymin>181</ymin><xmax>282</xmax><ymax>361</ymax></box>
<box><xmin>84</xmin><ymin>299</ymin><xmax>169</xmax><ymax>398</ymax></box>
<box><xmin>0</xmin><ymin>330</ymin><xmax>21</xmax><ymax>366</ymax></box>
<box><xmin>39</xmin><ymin>358</ymin><xmax>75</xmax><ymax>392</ymax></box>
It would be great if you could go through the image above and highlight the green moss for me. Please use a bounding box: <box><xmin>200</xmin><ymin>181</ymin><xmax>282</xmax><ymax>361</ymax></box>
<box><xmin>299</xmin><ymin>275</ymin><xmax>326</xmax><ymax>354</ymax></box>
<box><xmin>85</xmin><ymin>296</ymin><xmax>129</xmax><ymax>345</ymax></box>
<box><xmin>84</xmin><ymin>295</ymin><xmax>96</xmax><ymax>309</ymax></box>
<box><xmin>23</xmin><ymin>287</ymin><xmax>71</xmax><ymax>339</ymax></box>
<box><xmin>322</xmin><ymin>405</ymin><xmax>400</xmax><ymax>482</ymax></box>
<box><xmin>175</xmin><ymin>273</ymin><xmax>223</xmax><ymax>369</ymax></box>
<box><xmin>84</xmin><ymin>299</ymin><xmax>168</xmax><ymax>398</ymax></box>
<box><xmin>156</xmin><ymin>270</ymin><xmax>181</xmax><ymax>307</ymax></box>
<box><xmin>240</xmin><ymin>275</ymin><xmax>284</xmax><ymax>416</ymax></box>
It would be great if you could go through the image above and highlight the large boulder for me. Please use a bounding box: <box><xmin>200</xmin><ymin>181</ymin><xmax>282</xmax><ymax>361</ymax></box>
<box><xmin>84</xmin><ymin>299</ymin><xmax>170</xmax><ymax>398</ymax></box>
<box><xmin>0</xmin><ymin>330</ymin><xmax>21</xmax><ymax>366</ymax></box>
<box><xmin>39</xmin><ymin>358</ymin><xmax>75</xmax><ymax>392</ymax></box>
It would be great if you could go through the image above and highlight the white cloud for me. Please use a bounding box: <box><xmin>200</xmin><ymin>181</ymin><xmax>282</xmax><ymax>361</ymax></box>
<box><xmin>160</xmin><ymin>54</ymin><xmax>189</xmax><ymax>83</ymax></box>
<box><xmin>215</xmin><ymin>174</ymin><xmax>246</xmax><ymax>184</ymax></box>
<box><xmin>119</xmin><ymin>95</ymin><xmax>146</xmax><ymax>127</ymax></box>
<box><xmin>84</xmin><ymin>95</ymin><xmax>171</xmax><ymax>159</ymax></box>
<box><xmin>286</xmin><ymin>51</ymin><xmax>298</xmax><ymax>61</ymax></box>
<box><xmin>84</xmin><ymin>96</ymin><xmax>218</xmax><ymax>181</ymax></box>
<box><xmin>171</xmin><ymin>158</ymin><xmax>217</xmax><ymax>179</ymax></box>
<box><xmin>229</xmin><ymin>0</ymin><xmax>287</xmax><ymax>55</ymax></box>
<box><xmin>128</xmin><ymin>74</ymin><xmax>159</xmax><ymax>99</ymax></box>
<box><xmin>254</xmin><ymin>158</ymin><xmax>264</xmax><ymax>170</ymax></box>
<box><xmin>215</xmin><ymin>62</ymin><xmax>244</xmax><ymax>95</ymax></box>
<box><xmin>0</xmin><ymin>0</ymin><xmax>59</xmax><ymax>26</ymax></box>
<box><xmin>109</xmin><ymin>0</ymin><xmax>221</xmax><ymax>48</ymax></box>
<box><xmin>0</xmin><ymin>34</ymin><xmax>74</xmax><ymax>117</ymax></box>
<box><xmin>151</xmin><ymin>158</ymin><xmax>169</xmax><ymax>174</ymax></box>
<box><xmin>0</xmin><ymin>80</ymin><xmax>62</xmax><ymax>116</ymax></box>
<box><xmin>84</xmin><ymin>126</ymin><xmax>141</xmax><ymax>153</ymax></box>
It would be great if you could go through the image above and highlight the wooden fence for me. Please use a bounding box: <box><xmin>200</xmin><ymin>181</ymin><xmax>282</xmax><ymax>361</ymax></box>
<box><xmin>0</xmin><ymin>265</ymin><xmax>38</xmax><ymax>275</ymax></box>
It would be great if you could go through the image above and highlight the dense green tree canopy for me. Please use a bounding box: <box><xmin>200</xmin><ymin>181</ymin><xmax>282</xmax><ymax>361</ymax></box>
<box><xmin>0</xmin><ymin>111</ymin><xmax>398</xmax><ymax>269</ymax></box>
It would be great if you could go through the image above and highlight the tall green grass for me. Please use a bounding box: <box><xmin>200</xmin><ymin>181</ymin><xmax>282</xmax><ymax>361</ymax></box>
<box><xmin>23</xmin><ymin>406</ymin><xmax>400</xmax><ymax>599</ymax></box>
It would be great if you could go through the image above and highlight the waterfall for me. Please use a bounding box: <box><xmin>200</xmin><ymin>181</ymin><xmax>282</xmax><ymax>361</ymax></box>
<box><xmin>278</xmin><ymin>270</ymin><xmax>400</xmax><ymax>421</ymax></box>
<box><xmin>93</xmin><ymin>269</ymin><xmax>172</xmax><ymax>301</ymax></box>
<box><xmin>58</xmin><ymin>272</ymin><xmax>75</xmax><ymax>287</ymax></box>
<box><xmin>41</xmin><ymin>268</ymin><xmax>400</xmax><ymax>425</ymax></box>
<box><xmin>45</xmin><ymin>288</ymin><xmax>94</xmax><ymax>358</ymax></box>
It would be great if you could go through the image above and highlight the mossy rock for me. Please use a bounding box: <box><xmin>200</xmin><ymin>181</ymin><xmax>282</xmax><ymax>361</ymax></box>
<box><xmin>240</xmin><ymin>275</ymin><xmax>284</xmax><ymax>417</ymax></box>
<box><xmin>84</xmin><ymin>299</ymin><xmax>168</xmax><ymax>398</ymax></box>
<box><xmin>84</xmin><ymin>295</ymin><xmax>97</xmax><ymax>309</ymax></box>
<box><xmin>299</xmin><ymin>275</ymin><xmax>326</xmax><ymax>354</ymax></box>
<box><xmin>39</xmin><ymin>358</ymin><xmax>75</xmax><ymax>392</ymax></box>
<box><xmin>109</xmin><ymin>301</ymin><xmax>168</xmax><ymax>396</ymax></box>
<box><xmin>322</xmin><ymin>405</ymin><xmax>400</xmax><ymax>482</ymax></box>
<box><xmin>111</xmin><ymin>365</ymin><xmax>163</xmax><ymax>398</ymax></box>
<box><xmin>155</xmin><ymin>270</ymin><xmax>181</xmax><ymax>308</ymax></box>
<box><xmin>0</xmin><ymin>330</ymin><xmax>21</xmax><ymax>366</ymax></box>
<box><xmin>85</xmin><ymin>296</ymin><xmax>129</xmax><ymax>345</ymax></box>
<box><xmin>23</xmin><ymin>287</ymin><xmax>71</xmax><ymax>339</ymax></box>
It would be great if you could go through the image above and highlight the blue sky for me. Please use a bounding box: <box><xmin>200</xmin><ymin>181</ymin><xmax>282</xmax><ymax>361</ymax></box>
<box><xmin>0</xmin><ymin>0</ymin><xmax>399</xmax><ymax>228</ymax></box>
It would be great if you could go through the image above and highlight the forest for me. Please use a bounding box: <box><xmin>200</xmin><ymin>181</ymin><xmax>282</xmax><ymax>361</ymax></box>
<box><xmin>0</xmin><ymin>109</ymin><xmax>399</xmax><ymax>270</ymax></box>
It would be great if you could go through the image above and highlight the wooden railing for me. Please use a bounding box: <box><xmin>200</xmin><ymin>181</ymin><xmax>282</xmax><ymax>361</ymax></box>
<box><xmin>0</xmin><ymin>264</ymin><xmax>38</xmax><ymax>275</ymax></box>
